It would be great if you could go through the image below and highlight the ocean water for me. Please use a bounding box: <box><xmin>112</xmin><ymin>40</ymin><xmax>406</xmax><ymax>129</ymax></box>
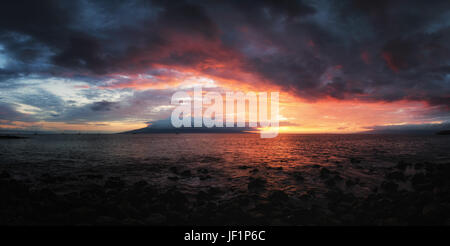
<box><xmin>1</xmin><ymin>133</ymin><xmax>449</xmax><ymax>198</ymax></box>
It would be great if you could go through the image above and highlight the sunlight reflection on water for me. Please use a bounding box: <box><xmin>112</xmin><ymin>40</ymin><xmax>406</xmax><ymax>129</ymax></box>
<box><xmin>1</xmin><ymin>134</ymin><xmax>449</xmax><ymax>197</ymax></box>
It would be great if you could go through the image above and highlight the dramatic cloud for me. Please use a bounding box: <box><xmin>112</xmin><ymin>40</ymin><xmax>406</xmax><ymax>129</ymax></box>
<box><xmin>0</xmin><ymin>0</ymin><xmax>449</xmax><ymax>132</ymax></box>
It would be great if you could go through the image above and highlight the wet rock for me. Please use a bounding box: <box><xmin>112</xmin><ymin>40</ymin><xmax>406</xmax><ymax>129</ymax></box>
<box><xmin>292</xmin><ymin>172</ymin><xmax>304</xmax><ymax>182</ymax></box>
<box><xmin>0</xmin><ymin>171</ymin><xmax>11</xmax><ymax>179</ymax></box>
<box><xmin>199</xmin><ymin>175</ymin><xmax>211</xmax><ymax>181</ymax></box>
<box><xmin>169</xmin><ymin>166</ymin><xmax>179</xmax><ymax>174</ymax></box>
<box><xmin>146</xmin><ymin>213</ymin><xmax>166</xmax><ymax>225</ymax></box>
<box><xmin>133</xmin><ymin>180</ymin><xmax>148</xmax><ymax>190</ymax></box>
<box><xmin>168</xmin><ymin>176</ymin><xmax>179</xmax><ymax>181</ymax></box>
<box><xmin>38</xmin><ymin>188</ymin><xmax>57</xmax><ymax>200</ymax></box>
<box><xmin>248</xmin><ymin>177</ymin><xmax>266</xmax><ymax>191</ymax></box>
<box><xmin>325</xmin><ymin>190</ymin><xmax>343</xmax><ymax>201</ymax></box>
<box><xmin>161</xmin><ymin>189</ymin><xmax>188</xmax><ymax>209</ymax></box>
<box><xmin>197</xmin><ymin>168</ymin><xmax>209</xmax><ymax>174</ymax></box>
<box><xmin>381</xmin><ymin>181</ymin><xmax>398</xmax><ymax>193</ymax></box>
<box><xmin>396</xmin><ymin>161</ymin><xmax>411</xmax><ymax>170</ymax></box>
<box><xmin>79</xmin><ymin>185</ymin><xmax>105</xmax><ymax>200</ymax></box>
<box><xmin>105</xmin><ymin>177</ymin><xmax>125</xmax><ymax>189</ymax></box>
<box><xmin>196</xmin><ymin>190</ymin><xmax>209</xmax><ymax>201</ymax></box>
<box><xmin>333</xmin><ymin>174</ymin><xmax>343</xmax><ymax>182</ymax></box>
<box><xmin>68</xmin><ymin>207</ymin><xmax>97</xmax><ymax>222</ymax></box>
<box><xmin>200</xmin><ymin>156</ymin><xmax>223</xmax><ymax>163</ymax></box>
<box><xmin>0</xmin><ymin>179</ymin><xmax>29</xmax><ymax>196</ymax></box>
<box><xmin>320</xmin><ymin>168</ymin><xmax>331</xmax><ymax>178</ymax></box>
<box><xmin>383</xmin><ymin>217</ymin><xmax>402</xmax><ymax>226</ymax></box>
<box><xmin>238</xmin><ymin>165</ymin><xmax>251</xmax><ymax>170</ymax></box>
<box><xmin>325</xmin><ymin>178</ymin><xmax>336</xmax><ymax>187</ymax></box>
<box><xmin>341</xmin><ymin>214</ymin><xmax>356</xmax><ymax>223</ymax></box>
<box><xmin>299</xmin><ymin>194</ymin><xmax>310</xmax><ymax>200</ymax></box>
<box><xmin>41</xmin><ymin>173</ymin><xmax>66</xmax><ymax>184</ymax></box>
<box><xmin>84</xmin><ymin>174</ymin><xmax>103</xmax><ymax>179</ymax></box>
<box><xmin>207</xmin><ymin>187</ymin><xmax>222</xmax><ymax>197</ymax></box>
<box><xmin>411</xmin><ymin>173</ymin><xmax>426</xmax><ymax>187</ymax></box>
<box><xmin>346</xmin><ymin>179</ymin><xmax>356</xmax><ymax>187</ymax></box>
<box><xmin>414</xmin><ymin>163</ymin><xmax>425</xmax><ymax>169</ymax></box>
<box><xmin>422</xmin><ymin>203</ymin><xmax>440</xmax><ymax>217</ymax></box>
<box><xmin>386</xmin><ymin>171</ymin><xmax>406</xmax><ymax>181</ymax></box>
<box><xmin>96</xmin><ymin>216</ymin><xmax>119</xmax><ymax>225</ymax></box>
<box><xmin>268</xmin><ymin>190</ymin><xmax>289</xmax><ymax>203</ymax></box>
<box><xmin>180</xmin><ymin>170</ymin><xmax>192</xmax><ymax>177</ymax></box>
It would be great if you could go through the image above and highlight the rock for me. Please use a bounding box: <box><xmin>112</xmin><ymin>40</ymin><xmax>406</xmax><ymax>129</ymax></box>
<box><xmin>0</xmin><ymin>171</ymin><xmax>11</xmax><ymax>179</ymax></box>
<box><xmin>386</xmin><ymin>171</ymin><xmax>406</xmax><ymax>181</ymax></box>
<box><xmin>292</xmin><ymin>172</ymin><xmax>304</xmax><ymax>182</ymax></box>
<box><xmin>84</xmin><ymin>174</ymin><xmax>103</xmax><ymax>179</ymax></box>
<box><xmin>41</xmin><ymin>173</ymin><xmax>66</xmax><ymax>184</ymax></box>
<box><xmin>248</xmin><ymin>177</ymin><xmax>266</xmax><ymax>191</ymax></box>
<box><xmin>414</xmin><ymin>163</ymin><xmax>425</xmax><ymax>169</ymax></box>
<box><xmin>197</xmin><ymin>168</ymin><xmax>209</xmax><ymax>174</ymax></box>
<box><xmin>396</xmin><ymin>161</ymin><xmax>411</xmax><ymax>170</ymax></box>
<box><xmin>422</xmin><ymin>203</ymin><xmax>439</xmax><ymax>217</ymax></box>
<box><xmin>381</xmin><ymin>181</ymin><xmax>398</xmax><ymax>193</ymax></box>
<box><xmin>268</xmin><ymin>190</ymin><xmax>289</xmax><ymax>203</ymax></box>
<box><xmin>200</xmin><ymin>156</ymin><xmax>223</xmax><ymax>163</ymax></box>
<box><xmin>168</xmin><ymin>176</ymin><xmax>179</xmax><ymax>181</ymax></box>
<box><xmin>207</xmin><ymin>187</ymin><xmax>222</xmax><ymax>197</ymax></box>
<box><xmin>346</xmin><ymin>179</ymin><xmax>356</xmax><ymax>187</ymax></box>
<box><xmin>146</xmin><ymin>213</ymin><xmax>166</xmax><ymax>225</ymax></box>
<box><xmin>411</xmin><ymin>173</ymin><xmax>427</xmax><ymax>187</ymax></box>
<box><xmin>180</xmin><ymin>170</ymin><xmax>192</xmax><ymax>177</ymax></box>
<box><xmin>325</xmin><ymin>178</ymin><xmax>336</xmax><ymax>187</ymax></box>
<box><xmin>341</xmin><ymin>214</ymin><xmax>356</xmax><ymax>223</ymax></box>
<box><xmin>133</xmin><ymin>180</ymin><xmax>148</xmax><ymax>190</ymax></box>
<box><xmin>333</xmin><ymin>174</ymin><xmax>343</xmax><ymax>182</ymax></box>
<box><xmin>299</xmin><ymin>194</ymin><xmax>310</xmax><ymax>200</ymax></box>
<box><xmin>196</xmin><ymin>190</ymin><xmax>209</xmax><ymax>200</ymax></box>
<box><xmin>96</xmin><ymin>216</ymin><xmax>119</xmax><ymax>225</ymax></box>
<box><xmin>320</xmin><ymin>168</ymin><xmax>331</xmax><ymax>178</ymax></box>
<box><xmin>162</xmin><ymin>189</ymin><xmax>188</xmax><ymax>209</ymax></box>
<box><xmin>69</xmin><ymin>207</ymin><xmax>97</xmax><ymax>222</ymax></box>
<box><xmin>238</xmin><ymin>165</ymin><xmax>251</xmax><ymax>169</ymax></box>
<box><xmin>105</xmin><ymin>177</ymin><xmax>125</xmax><ymax>189</ymax></box>
<box><xmin>169</xmin><ymin>166</ymin><xmax>178</xmax><ymax>174</ymax></box>
<box><xmin>325</xmin><ymin>190</ymin><xmax>342</xmax><ymax>201</ymax></box>
<box><xmin>384</xmin><ymin>217</ymin><xmax>402</xmax><ymax>225</ymax></box>
<box><xmin>199</xmin><ymin>175</ymin><xmax>211</xmax><ymax>180</ymax></box>
<box><xmin>38</xmin><ymin>188</ymin><xmax>57</xmax><ymax>200</ymax></box>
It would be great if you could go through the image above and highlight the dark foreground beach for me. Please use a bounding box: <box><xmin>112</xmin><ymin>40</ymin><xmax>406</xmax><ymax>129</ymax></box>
<box><xmin>0</xmin><ymin>134</ymin><xmax>449</xmax><ymax>225</ymax></box>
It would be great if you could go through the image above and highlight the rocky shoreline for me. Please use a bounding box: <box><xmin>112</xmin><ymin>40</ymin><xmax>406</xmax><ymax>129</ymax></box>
<box><xmin>1</xmin><ymin>160</ymin><xmax>450</xmax><ymax>225</ymax></box>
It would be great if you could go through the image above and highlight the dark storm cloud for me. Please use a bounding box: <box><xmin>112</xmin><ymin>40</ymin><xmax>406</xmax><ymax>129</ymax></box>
<box><xmin>90</xmin><ymin>100</ymin><xmax>119</xmax><ymax>111</ymax></box>
<box><xmin>0</xmin><ymin>102</ymin><xmax>29</xmax><ymax>121</ymax></box>
<box><xmin>0</xmin><ymin>0</ymin><xmax>450</xmax><ymax>110</ymax></box>
<box><xmin>50</xmin><ymin>89</ymin><xmax>174</xmax><ymax>123</ymax></box>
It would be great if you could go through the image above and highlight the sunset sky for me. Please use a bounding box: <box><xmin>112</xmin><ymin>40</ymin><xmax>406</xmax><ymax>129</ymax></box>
<box><xmin>0</xmin><ymin>0</ymin><xmax>449</xmax><ymax>133</ymax></box>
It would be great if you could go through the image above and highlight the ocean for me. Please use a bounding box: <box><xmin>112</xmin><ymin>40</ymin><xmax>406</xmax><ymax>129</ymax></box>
<box><xmin>1</xmin><ymin>133</ymin><xmax>450</xmax><ymax>225</ymax></box>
